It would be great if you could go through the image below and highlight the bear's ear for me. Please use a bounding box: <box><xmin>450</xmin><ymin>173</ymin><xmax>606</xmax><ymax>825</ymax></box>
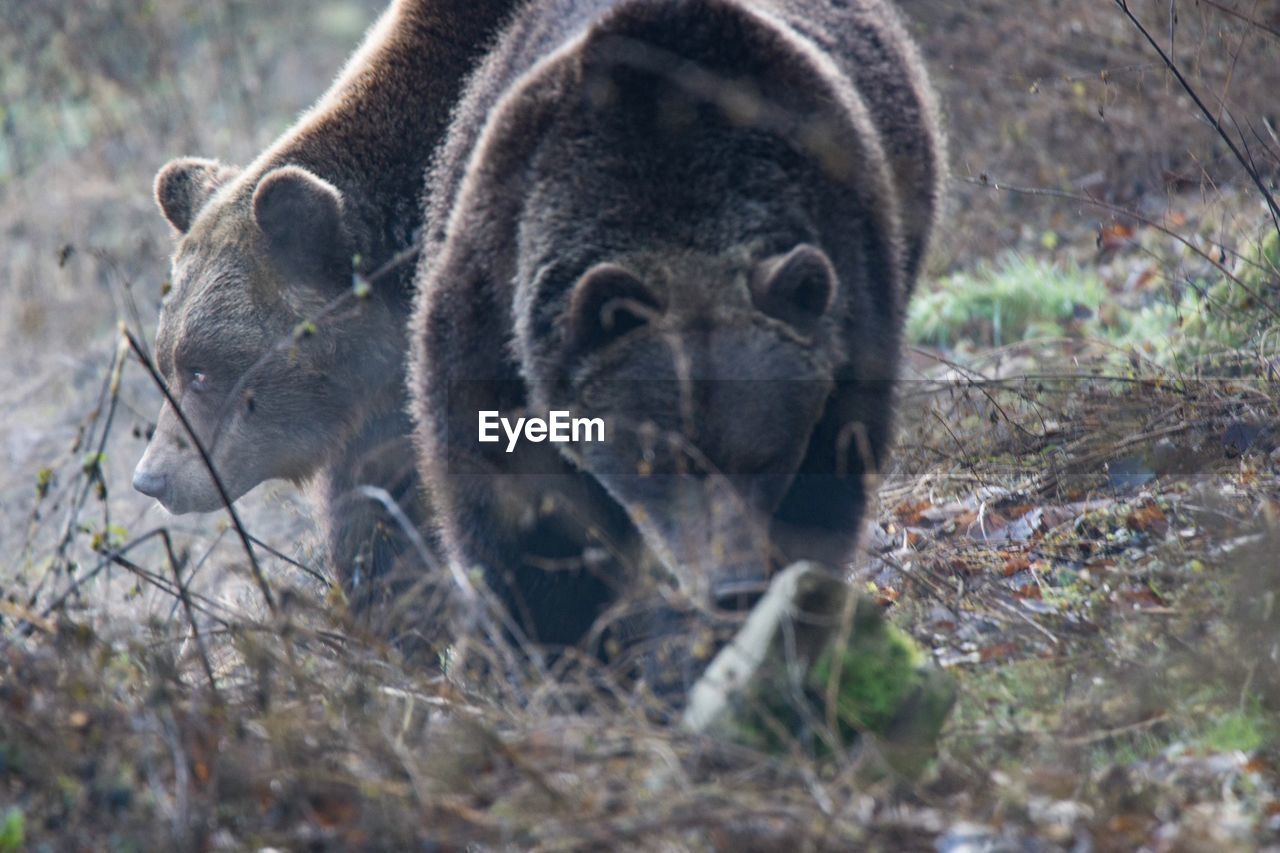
<box><xmin>252</xmin><ymin>166</ymin><xmax>346</xmax><ymax>273</ymax></box>
<box><xmin>566</xmin><ymin>263</ymin><xmax>663</xmax><ymax>354</ymax></box>
<box><xmin>154</xmin><ymin>157</ymin><xmax>239</xmax><ymax>233</ymax></box>
<box><xmin>750</xmin><ymin>244</ymin><xmax>837</xmax><ymax>332</ymax></box>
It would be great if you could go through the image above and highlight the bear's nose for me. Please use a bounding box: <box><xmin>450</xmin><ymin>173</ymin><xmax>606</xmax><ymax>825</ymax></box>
<box><xmin>132</xmin><ymin>469</ymin><xmax>168</xmax><ymax>499</ymax></box>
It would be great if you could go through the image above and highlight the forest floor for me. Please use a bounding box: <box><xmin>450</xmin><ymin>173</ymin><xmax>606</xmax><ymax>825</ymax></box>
<box><xmin>2</xmin><ymin>1</ymin><xmax>1279</xmax><ymax>849</ymax></box>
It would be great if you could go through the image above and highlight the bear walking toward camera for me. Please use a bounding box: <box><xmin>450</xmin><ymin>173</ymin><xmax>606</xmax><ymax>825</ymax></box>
<box><xmin>134</xmin><ymin>0</ymin><xmax>515</xmax><ymax>633</ymax></box>
<box><xmin>410</xmin><ymin>0</ymin><xmax>945</xmax><ymax>657</ymax></box>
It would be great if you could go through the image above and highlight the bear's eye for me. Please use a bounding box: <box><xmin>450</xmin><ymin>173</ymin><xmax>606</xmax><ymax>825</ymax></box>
<box><xmin>189</xmin><ymin>370</ymin><xmax>210</xmax><ymax>393</ymax></box>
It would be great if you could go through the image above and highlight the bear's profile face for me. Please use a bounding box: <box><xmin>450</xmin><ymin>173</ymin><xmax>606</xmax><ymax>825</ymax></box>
<box><xmin>548</xmin><ymin>245</ymin><xmax>840</xmax><ymax>607</ymax></box>
<box><xmin>134</xmin><ymin>159</ymin><xmax>385</xmax><ymax>513</ymax></box>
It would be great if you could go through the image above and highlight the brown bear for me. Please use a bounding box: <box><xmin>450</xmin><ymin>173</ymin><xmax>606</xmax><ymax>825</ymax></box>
<box><xmin>133</xmin><ymin>0</ymin><xmax>514</xmax><ymax>625</ymax></box>
<box><xmin>410</xmin><ymin>0</ymin><xmax>945</xmax><ymax>663</ymax></box>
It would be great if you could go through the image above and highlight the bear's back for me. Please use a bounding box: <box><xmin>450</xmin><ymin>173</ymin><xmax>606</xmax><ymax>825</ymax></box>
<box><xmin>763</xmin><ymin>0</ymin><xmax>944</xmax><ymax>283</ymax></box>
<box><xmin>424</xmin><ymin>0</ymin><xmax>619</xmax><ymax>249</ymax></box>
<box><xmin>426</xmin><ymin>0</ymin><xmax>942</xmax><ymax>289</ymax></box>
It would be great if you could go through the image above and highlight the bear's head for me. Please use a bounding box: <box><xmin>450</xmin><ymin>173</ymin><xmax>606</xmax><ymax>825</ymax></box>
<box><xmin>492</xmin><ymin>24</ymin><xmax>897</xmax><ymax>609</ymax></box>
<box><xmin>532</xmin><ymin>244</ymin><xmax>842</xmax><ymax>608</ymax></box>
<box><xmin>134</xmin><ymin>158</ymin><xmax>400</xmax><ymax>513</ymax></box>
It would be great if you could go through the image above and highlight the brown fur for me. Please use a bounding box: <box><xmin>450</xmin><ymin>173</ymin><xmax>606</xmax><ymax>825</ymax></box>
<box><xmin>135</xmin><ymin>0</ymin><xmax>515</xmax><ymax>633</ymax></box>
<box><xmin>409</xmin><ymin>0</ymin><xmax>945</xmax><ymax>668</ymax></box>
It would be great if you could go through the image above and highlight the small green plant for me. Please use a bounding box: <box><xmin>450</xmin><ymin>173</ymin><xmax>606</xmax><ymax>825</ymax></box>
<box><xmin>1200</xmin><ymin>704</ymin><xmax>1273</xmax><ymax>754</ymax></box>
<box><xmin>1106</xmin><ymin>228</ymin><xmax>1279</xmax><ymax>366</ymax></box>
<box><xmin>1238</xmin><ymin>227</ymin><xmax>1280</xmax><ymax>291</ymax></box>
<box><xmin>909</xmin><ymin>255</ymin><xmax>1105</xmax><ymax>348</ymax></box>
<box><xmin>0</xmin><ymin>807</ymin><xmax>24</xmax><ymax>853</ymax></box>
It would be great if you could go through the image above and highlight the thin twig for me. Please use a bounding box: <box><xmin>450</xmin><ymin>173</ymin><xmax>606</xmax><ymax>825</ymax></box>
<box><xmin>103</xmin><ymin>552</ymin><xmax>235</xmax><ymax>629</ymax></box>
<box><xmin>246</xmin><ymin>532</ymin><xmax>327</xmax><ymax>585</ymax></box>
<box><xmin>157</xmin><ymin>528</ymin><xmax>221</xmax><ymax>699</ymax></box>
<box><xmin>1199</xmin><ymin>0</ymin><xmax>1280</xmax><ymax>40</ymax></box>
<box><xmin>41</xmin><ymin>527</ymin><xmax>195</xmax><ymax>620</ymax></box>
<box><xmin>35</xmin><ymin>339</ymin><xmax>124</xmax><ymax>605</ymax></box>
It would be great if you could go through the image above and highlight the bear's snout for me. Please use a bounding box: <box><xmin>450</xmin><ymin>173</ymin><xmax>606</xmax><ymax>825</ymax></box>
<box><xmin>131</xmin><ymin>430</ymin><xmax>229</xmax><ymax>514</ymax></box>
<box><xmin>131</xmin><ymin>467</ymin><xmax>168</xmax><ymax>500</ymax></box>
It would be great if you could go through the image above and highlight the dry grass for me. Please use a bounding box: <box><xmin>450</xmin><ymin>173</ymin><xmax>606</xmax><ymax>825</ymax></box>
<box><xmin>2</xmin><ymin>0</ymin><xmax>1279</xmax><ymax>849</ymax></box>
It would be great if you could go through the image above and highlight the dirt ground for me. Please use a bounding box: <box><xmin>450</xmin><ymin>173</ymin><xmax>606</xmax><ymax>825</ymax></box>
<box><xmin>1</xmin><ymin>1</ymin><xmax>1278</xmax><ymax>849</ymax></box>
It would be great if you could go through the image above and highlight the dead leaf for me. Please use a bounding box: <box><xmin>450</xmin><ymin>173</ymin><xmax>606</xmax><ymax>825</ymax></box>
<box><xmin>979</xmin><ymin>642</ymin><xmax>1019</xmax><ymax>662</ymax></box>
<box><xmin>1125</xmin><ymin>503</ymin><xmax>1168</xmax><ymax>536</ymax></box>
<box><xmin>894</xmin><ymin>499</ymin><xmax>933</xmax><ymax>525</ymax></box>
<box><xmin>1118</xmin><ymin>586</ymin><xmax>1165</xmax><ymax>609</ymax></box>
<box><xmin>1097</xmin><ymin>221</ymin><xmax>1135</xmax><ymax>252</ymax></box>
<box><xmin>876</xmin><ymin>587</ymin><xmax>901</xmax><ymax>606</ymax></box>
<box><xmin>1002</xmin><ymin>554</ymin><xmax>1032</xmax><ymax>576</ymax></box>
<box><xmin>310</xmin><ymin>792</ymin><xmax>360</xmax><ymax>829</ymax></box>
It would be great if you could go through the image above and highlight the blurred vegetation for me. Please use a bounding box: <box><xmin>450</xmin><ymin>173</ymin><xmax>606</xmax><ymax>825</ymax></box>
<box><xmin>898</xmin><ymin>0</ymin><xmax>1280</xmax><ymax>265</ymax></box>
<box><xmin>909</xmin><ymin>255</ymin><xmax>1106</xmax><ymax>349</ymax></box>
<box><xmin>910</xmin><ymin>223</ymin><xmax>1280</xmax><ymax>366</ymax></box>
<box><xmin>0</xmin><ymin>0</ymin><xmax>380</xmax><ymax>363</ymax></box>
<box><xmin>0</xmin><ymin>1</ymin><xmax>377</xmax><ymax>176</ymax></box>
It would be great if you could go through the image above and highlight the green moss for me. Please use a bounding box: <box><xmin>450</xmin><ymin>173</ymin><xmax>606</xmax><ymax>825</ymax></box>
<box><xmin>805</xmin><ymin>603</ymin><xmax>955</xmax><ymax>776</ymax></box>
<box><xmin>700</xmin><ymin>596</ymin><xmax>952</xmax><ymax>773</ymax></box>
<box><xmin>808</xmin><ymin>609</ymin><xmax>925</xmax><ymax>736</ymax></box>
